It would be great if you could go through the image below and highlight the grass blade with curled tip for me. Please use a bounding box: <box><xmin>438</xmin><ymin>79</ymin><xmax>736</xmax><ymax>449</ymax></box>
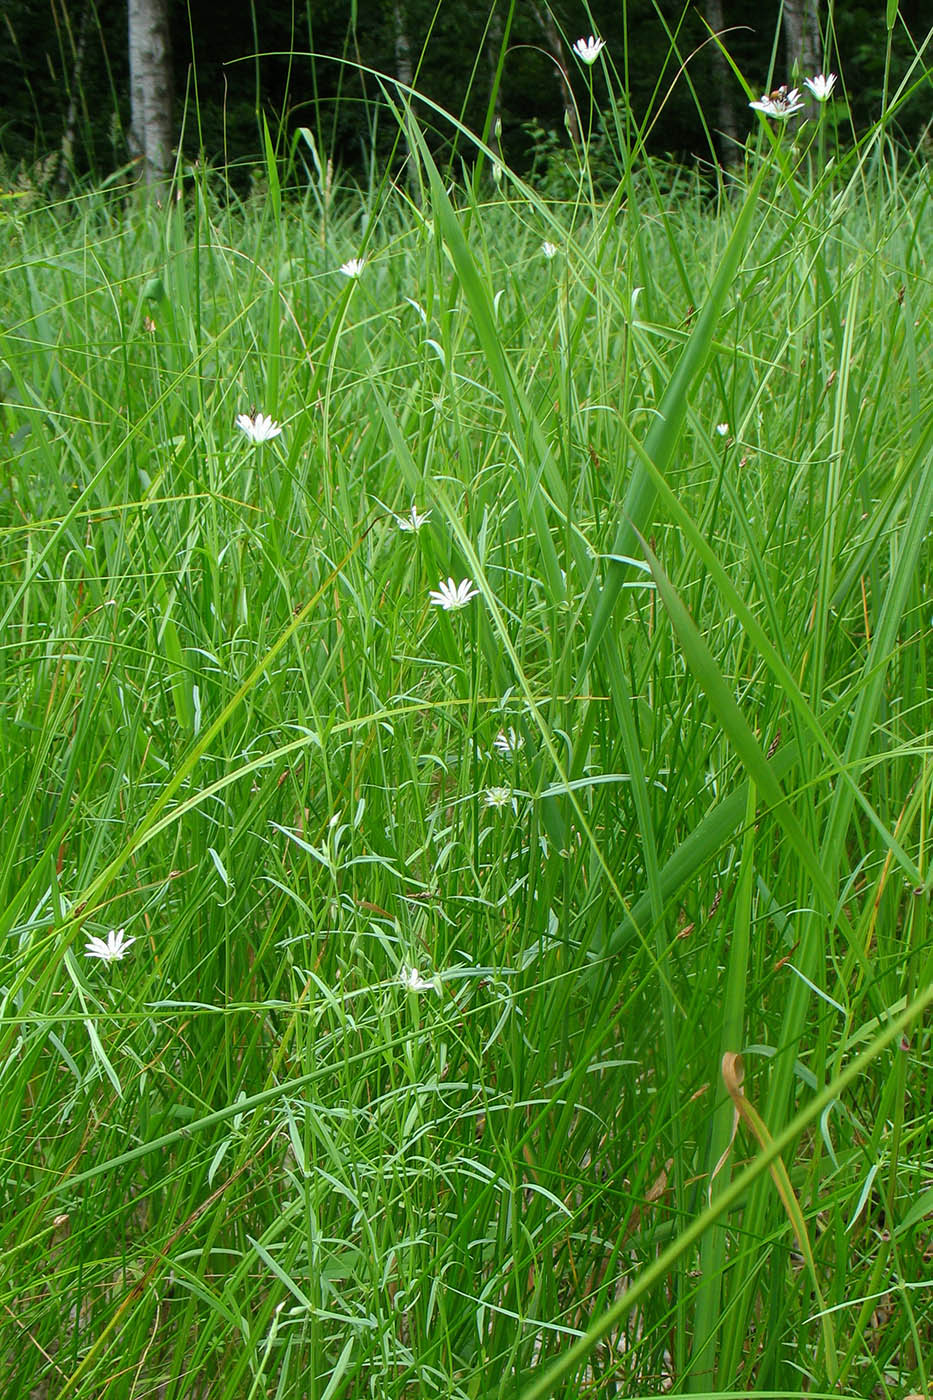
<box><xmin>721</xmin><ymin>1051</ymin><xmax>836</xmax><ymax>1383</ymax></box>
<box><xmin>763</xmin><ymin>435</ymin><xmax>933</xmax><ymax>1170</ymax></box>
<box><xmin>516</xmin><ymin>983</ymin><xmax>932</xmax><ymax>1400</ymax></box>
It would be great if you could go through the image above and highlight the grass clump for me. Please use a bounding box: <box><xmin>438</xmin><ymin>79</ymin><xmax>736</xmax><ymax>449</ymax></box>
<box><xmin>1</xmin><ymin>48</ymin><xmax>932</xmax><ymax>1400</ymax></box>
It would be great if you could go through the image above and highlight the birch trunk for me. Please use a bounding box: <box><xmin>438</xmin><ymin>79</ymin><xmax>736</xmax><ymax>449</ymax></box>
<box><xmin>391</xmin><ymin>0</ymin><xmax>420</xmax><ymax>199</ymax></box>
<box><xmin>57</xmin><ymin>1</ymin><xmax>91</xmax><ymax>191</ymax></box>
<box><xmin>128</xmin><ymin>0</ymin><xmax>174</xmax><ymax>184</ymax></box>
<box><xmin>392</xmin><ymin>0</ymin><xmax>413</xmax><ymax>90</ymax></box>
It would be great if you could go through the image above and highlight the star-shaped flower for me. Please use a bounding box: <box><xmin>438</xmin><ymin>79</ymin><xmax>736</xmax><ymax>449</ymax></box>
<box><xmin>399</xmin><ymin>965</ymin><xmax>439</xmax><ymax>994</ymax></box>
<box><xmin>396</xmin><ymin>503</ymin><xmax>431</xmax><ymax>532</ymax></box>
<box><xmin>428</xmin><ymin>577</ymin><xmax>480</xmax><ymax>611</ymax></box>
<box><xmin>236</xmin><ymin>411</ymin><xmax>283</xmax><ymax>444</ymax></box>
<box><xmin>494</xmin><ymin>727</ymin><xmax>524</xmax><ymax>756</ymax></box>
<box><xmin>573</xmin><ymin>35</ymin><xmax>606</xmax><ymax>65</ymax></box>
<box><xmin>749</xmin><ymin>85</ymin><xmax>805</xmax><ymax>119</ymax></box>
<box><xmin>715</xmin><ymin>422</ymin><xmax>729</xmax><ymax>437</ymax></box>
<box><xmin>484</xmin><ymin>786</ymin><xmax>513</xmax><ymax>809</ymax></box>
<box><xmin>541</xmin><ymin>241</ymin><xmax>558</xmax><ymax>259</ymax></box>
<box><xmin>804</xmin><ymin>72</ymin><xmax>837</xmax><ymax>102</ymax></box>
<box><xmin>339</xmin><ymin>258</ymin><xmax>365</xmax><ymax>279</ymax></box>
<box><xmin>85</xmin><ymin>927</ymin><xmax>136</xmax><ymax>963</ymax></box>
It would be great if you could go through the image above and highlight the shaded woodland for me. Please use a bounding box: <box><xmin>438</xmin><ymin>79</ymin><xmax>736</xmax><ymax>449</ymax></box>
<box><xmin>1</xmin><ymin>0</ymin><xmax>930</xmax><ymax>192</ymax></box>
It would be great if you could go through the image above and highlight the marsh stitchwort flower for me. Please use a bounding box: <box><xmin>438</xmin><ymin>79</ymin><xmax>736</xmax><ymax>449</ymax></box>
<box><xmin>339</xmin><ymin>258</ymin><xmax>365</xmax><ymax>278</ymax></box>
<box><xmin>85</xmin><ymin>927</ymin><xmax>136</xmax><ymax>963</ymax></box>
<box><xmin>399</xmin><ymin>965</ymin><xmax>439</xmax><ymax>994</ymax></box>
<box><xmin>396</xmin><ymin>503</ymin><xmax>431</xmax><ymax>533</ymax></box>
<box><xmin>804</xmin><ymin>72</ymin><xmax>837</xmax><ymax>102</ymax></box>
<box><xmin>494</xmin><ymin>727</ymin><xmax>524</xmax><ymax>756</ymax></box>
<box><xmin>429</xmin><ymin>577</ymin><xmax>479</xmax><ymax>611</ymax></box>
<box><xmin>541</xmin><ymin>241</ymin><xmax>558</xmax><ymax>259</ymax></box>
<box><xmin>573</xmin><ymin>35</ymin><xmax>606</xmax><ymax>65</ymax></box>
<box><xmin>749</xmin><ymin>85</ymin><xmax>805</xmax><ymax>119</ymax></box>
<box><xmin>484</xmin><ymin>786</ymin><xmax>513</xmax><ymax>809</ymax></box>
<box><xmin>236</xmin><ymin>411</ymin><xmax>283</xmax><ymax>444</ymax></box>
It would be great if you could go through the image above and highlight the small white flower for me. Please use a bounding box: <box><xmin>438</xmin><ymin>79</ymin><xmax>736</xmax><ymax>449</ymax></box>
<box><xmin>399</xmin><ymin>965</ymin><xmax>439</xmax><ymax>994</ymax></box>
<box><xmin>484</xmin><ymin>786</ymin><xmax>513</xmax><ymax>809</ymax></box>
<box><xmin>573</xmin><ymin>35</ymin><xmax>606</xmax><ymax>65</ymax></box>
<box><xmin>236</xmin><ymin>411</ymin><xmax>283</xmax><ymax>444</ymax></box>
<box><xmin>749</xmin><ymin>86</ymin><xmax>805</xmax><ymax>119</ymax></box>
<box><xmin>715</xmin><ymin>422</ymin><xmax>729</xmax><ymax>437</ymax></box>
<box><xmin>339</xmin><ymin>258</ymin><xmax>365</xmax><ymax>278</ymax></box>
<box><xmin>804</xmin><ymin>72</ymin><xmax>837</xmax><ymax>102</ymax></box>
<box><xmin>428</xmin><ymin>577</ymin><xmax>480</xmax><ymax>611</ymax></box>
<box><xmin>541</xmin><ymin>240</ymin><xmax>558</xmax><ymax>259</ymax></box>
<box><xmin>396</xmin><ymin>502</ymin><xmax>431</xmax><ymax>533</ymax></box>
<box><xmin>85</xmin><ymin>927</ymin><xmax>136</xmax><ymax>963</ymax></box>
<box><xmin>494</xmin><ymin>727</ymin><xmax>524</xmax><ymax>756</ymax></box>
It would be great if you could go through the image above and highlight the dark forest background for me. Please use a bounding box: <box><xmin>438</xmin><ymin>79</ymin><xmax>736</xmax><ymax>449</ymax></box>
<box><xmin>1</xmin><ymin>0</ymin><xmax>930</xmax><ymax>193</ymax></box>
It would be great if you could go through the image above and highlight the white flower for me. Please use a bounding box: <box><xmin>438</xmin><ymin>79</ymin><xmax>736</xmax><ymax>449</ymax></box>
<box><xmin>339</xmin><ymin>258</ymin><xmax>365</xmax><ymax>278</ymax></box>
<box><xmin>85</xmin><ymin>927</ymin><xmax>136</xmax><ymax>963</ymax></box>
<box><xmin>428</xmin><ymin>577</ymin><xmax>480</xmax><ymax>611</ymax></box>
<box><xmin>541</xmin><ymin>241</ymin><xmax>558</xmax><ymax>259</ymax></box>
<box><xmin>484</xmin><ymin>786</ymin><xmax>513</xmax><ymax>809</ymax></box>
<box><xmin>396</xmin><ymin>502</ymin><xmax>431</xmax><ymax>532</ymax></box>
<box><xmin>399</xmin><ymin>965</ymin><xmax>439</xmax><ymax>994</ymax></box>
<box><xmin>573</xmin><ymin>35</ymin><xmax>606</xmax><ymax>65</ymax></box>
<box><xmin>494</xmin><ymin>727</ymin><xmax>524</xmax><ymax>756</ymax></box>
<box><xmin>804</xmin><ymin>72</ymin><xmax>837</xmax><ymax>102</ymax></box>
<box><xmin>715</xmin><ymin>422</ymin><xmax>729</xmax><ymax>437</ymax></box>
<box><xmin>236</xmin><ymin>411</ymin><xmax>283</xmax><ymax>444</ymax></box>
<box><xmin>749</xmin><ymin>86</ymin><xmax>805</xmax><ymax>119</ymax></box>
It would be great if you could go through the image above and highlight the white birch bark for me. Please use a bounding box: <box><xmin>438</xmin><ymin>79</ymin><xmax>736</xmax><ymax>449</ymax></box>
<box><xmin>128</xmin><ymin>0</ymin><xmax>174</xmax><ymax>184</ymax></box>
<box><xmin>57</xmin><ymin>2</ymin><xmax>91</xmax><ymax>191</ymax></box>
<box><xmin>392</xmin><ymin>0</ymin><xmax>413</xmax><ymax>90</ymax></box>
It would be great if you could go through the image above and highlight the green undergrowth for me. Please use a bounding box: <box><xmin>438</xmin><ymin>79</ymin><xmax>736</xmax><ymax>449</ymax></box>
<box><xmin>1</xmin><ymin>73</ymin><xmax>932</xmax><ymax>1400</ymax></box>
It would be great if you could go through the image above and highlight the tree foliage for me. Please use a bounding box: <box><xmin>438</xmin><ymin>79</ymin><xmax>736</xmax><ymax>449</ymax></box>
<box><xmin>0</xmin><ymin>0</ymin><xmax>929</xmax><ymax>189</ymax></box>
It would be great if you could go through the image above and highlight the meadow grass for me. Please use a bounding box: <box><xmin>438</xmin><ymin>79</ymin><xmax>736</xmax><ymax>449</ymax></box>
<box><xmin>1</xmin><ymin>62</ymin><xmax>932</xmax><ymax>1400</ymax></box>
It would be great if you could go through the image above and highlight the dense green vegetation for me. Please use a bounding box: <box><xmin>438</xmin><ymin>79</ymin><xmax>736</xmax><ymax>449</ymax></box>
<box><xmin>1</xmin><ymin>40</ymin><xmax>932</xmax><ymax>1399</ymax></box>
<box><xmin>1</xmin><ymin>0</ymin><xmax>931</xmax><ymax>184</ymax></box>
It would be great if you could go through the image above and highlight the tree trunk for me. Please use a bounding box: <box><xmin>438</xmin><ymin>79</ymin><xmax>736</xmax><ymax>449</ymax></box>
<box><xmin>782</xmin><ymin>0</ymin><xmax>821</xmax><ymax>80</ymax></box>
<box><xmin>704</xmin><ymin>0</ymin><xmax>740</xmax><ymax>165</ymax></box>
<box><xmin>57</xmin><ymin>1</ymin><xmax>91</xmax><ymax>192</ymax></box>
<box><xmin>530</xmin><ymin>4</ymin><xmax>580</xmax><ymax>147</ymax></box>
<box><xmin>128</xmin><ymin>0</ymin><xmax>174</xmax><ymax>185</ymax></box>
<box><xmin>390</xmin><ymin>0</ymin><xmax>420</xmax><ymax>199</ymax></box>
<box><xmin>391</xmin><ymin>0</ymin><xmax>413</xmax><ymax>90</ymax></box>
